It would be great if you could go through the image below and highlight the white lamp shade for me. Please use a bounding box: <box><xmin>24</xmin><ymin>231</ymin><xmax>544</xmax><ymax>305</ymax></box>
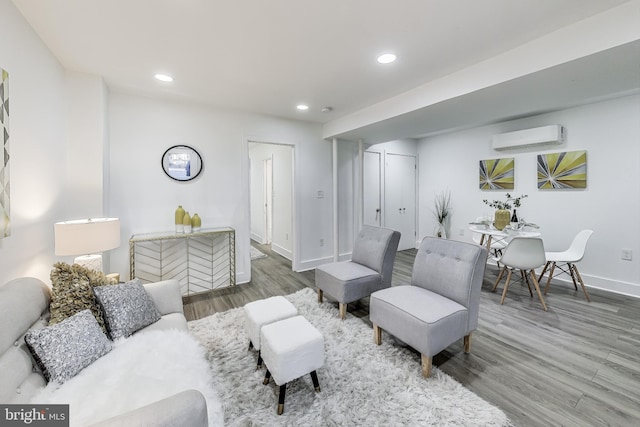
<box><xmin>54</xmin><ymin>218</ymin><xmax>121</xmax><ymax>256</ymax></box>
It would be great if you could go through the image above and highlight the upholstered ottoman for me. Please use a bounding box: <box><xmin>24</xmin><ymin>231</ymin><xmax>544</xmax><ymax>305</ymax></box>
<box><xmin>260</xmin><ymin>315</ymin><xmax>324</xmax><ymax>415</ymax></box>
<box><xmin>243</xmin><ymin>296</ymin><xmax>298</xmax><ymax>368</ymax></box>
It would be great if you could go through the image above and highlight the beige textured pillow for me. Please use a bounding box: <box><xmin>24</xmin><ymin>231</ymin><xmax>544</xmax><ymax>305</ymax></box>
<box><xmin>49</xmin><ymin>262</ymin><xmax>114</xmax><ymax>334</ymax></box>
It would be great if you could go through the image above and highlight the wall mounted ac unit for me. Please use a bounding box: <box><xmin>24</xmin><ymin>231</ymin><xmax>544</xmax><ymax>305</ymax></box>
<box><xmin>492</xmin><ymin>125</ymin><xmax>565</xmax><ymax>150</ymax></box>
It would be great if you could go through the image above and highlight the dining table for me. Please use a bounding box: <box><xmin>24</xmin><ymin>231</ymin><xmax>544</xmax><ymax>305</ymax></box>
<box><xmin>468</xmin><ymin>223</ymin><xmax>541</xmax><ymax>254</ymax></box>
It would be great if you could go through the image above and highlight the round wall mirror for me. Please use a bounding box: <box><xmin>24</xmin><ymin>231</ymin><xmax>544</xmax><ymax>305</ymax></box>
<box><xmin>161</xmin><ymin>145</ymin><xmax>203</xmax><ymax>181</ymax></box>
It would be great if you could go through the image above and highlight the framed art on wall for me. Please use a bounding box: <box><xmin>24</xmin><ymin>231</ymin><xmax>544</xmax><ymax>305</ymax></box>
<box><xmin>1</xmin><ymin>67</ymin><xmax>9</xmax><ymax>238</ymax></box>
<box><xmin>479</xmin><ymin>157</ymin><xmax>514</xmax><ymax>190</ymax></box>
<box><xmin>537</xmin><ymin>150</ymin><xmax>587</xmax><ymax>189</ymax></box>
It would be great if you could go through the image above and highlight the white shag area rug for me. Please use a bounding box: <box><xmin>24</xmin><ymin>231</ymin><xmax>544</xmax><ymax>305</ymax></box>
<box><xmin>189</xmin><ymin>287</ymin><xmax>512</xmax><ymax>426</ymax></box>
<box><xmin>31</xmin><ymin>329</ymin><xmax>224</xmax><ymax>427</ymax></box>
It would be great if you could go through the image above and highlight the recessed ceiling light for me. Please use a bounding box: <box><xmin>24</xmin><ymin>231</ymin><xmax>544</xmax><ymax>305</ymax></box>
<box><xmin>154</xmin><ymin>73</ymin><xmax>174</xmax><ymax>82</ymax></box>
<box><xmin>377</xmin><ymin>53</ymin><xmax>396</xmax><ymax>64</ymax></box>
<box><xmin>296</xmin><ymin>104</ymin><xmax>309</xmax><ymax>111</ymax></box>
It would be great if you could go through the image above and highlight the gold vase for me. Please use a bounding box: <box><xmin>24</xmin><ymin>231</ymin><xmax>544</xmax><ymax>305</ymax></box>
<box><xmin>494</xmin><ymin>209</ymin><xmax>510</xmax><ymax>231</ymax></box>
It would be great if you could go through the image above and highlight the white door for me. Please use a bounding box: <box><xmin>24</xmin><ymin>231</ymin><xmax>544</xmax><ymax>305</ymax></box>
<box><xmin>363</xmin><ymin>151</ymin><xmax>382</xmax><ymax>227</ymax></box>
<box><xmin>263</xmin><ymin>157</ymin><xmax>273</xmax><ymax>244</ymax></box>
<box><xmin>385</xmin><ymin>153</ymin><xmax>416</xmax><ymax>251</ymax></box>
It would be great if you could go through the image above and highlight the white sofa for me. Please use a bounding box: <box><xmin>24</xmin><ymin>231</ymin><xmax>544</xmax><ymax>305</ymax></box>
<box><xmin>0</xmin><ymin>277</ymin><xmax>212</xmax><ymax>426</ymax></box>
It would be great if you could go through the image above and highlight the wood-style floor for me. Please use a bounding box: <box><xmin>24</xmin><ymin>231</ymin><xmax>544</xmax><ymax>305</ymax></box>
<box><xmin>183</xmin><ymin>243</ymin><xmax>640</xmax><ymax>427</ymax></box>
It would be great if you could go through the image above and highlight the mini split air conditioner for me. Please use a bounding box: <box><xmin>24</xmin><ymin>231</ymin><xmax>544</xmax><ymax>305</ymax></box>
<box><xmin>491</xmin><ymin>125</ymin><xmax>565</xmax><ymax>150</ymax></box>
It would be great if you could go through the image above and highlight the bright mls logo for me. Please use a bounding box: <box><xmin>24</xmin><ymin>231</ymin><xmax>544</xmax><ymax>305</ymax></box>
<box><xmin>1</xmin><ymin>405</ymin><xmax>69</xmax><ymax>426</ymax></box>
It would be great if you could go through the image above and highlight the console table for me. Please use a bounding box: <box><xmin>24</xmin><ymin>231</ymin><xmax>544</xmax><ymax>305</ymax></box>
<box><xmin>129</xmin><ymin>227</ymin><xmax>236</xmax><ymax>296</ymax></box>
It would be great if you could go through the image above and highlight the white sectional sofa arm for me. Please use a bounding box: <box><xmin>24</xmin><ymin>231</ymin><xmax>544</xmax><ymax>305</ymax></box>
<box><xmin>88</xmin><ymin>389</ymin><xmax>208</xmax><ymax>427</ymax></box>
<box><xmin>142</xmin><ymin>279</ymin><xmax>184</xmax><ymax>316</ymax></box>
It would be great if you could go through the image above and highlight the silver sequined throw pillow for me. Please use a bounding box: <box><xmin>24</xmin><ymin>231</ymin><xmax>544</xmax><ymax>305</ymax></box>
<box><xmin>93</xmin><ymin>280</ymin><xmax>161</xmax><ymax>339</ymax></box>
<box><xmin>25</xmin><ymin>309</ymin><xmax>112</xmax><ymax>384</ymax></box>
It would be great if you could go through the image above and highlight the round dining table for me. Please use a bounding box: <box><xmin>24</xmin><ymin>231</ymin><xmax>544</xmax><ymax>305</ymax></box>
<box><xmin>468</xmin><ymin>224</ymin><xmax>541</xmax><ymax>254</ymax></box>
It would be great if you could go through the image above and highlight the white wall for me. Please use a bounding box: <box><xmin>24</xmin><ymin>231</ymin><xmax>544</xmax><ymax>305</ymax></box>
<box><xmin>0</xmin><ymin>0</ymin><xmax>70</xmax><ymax>283</ymax></box>
<box><xmin>108</xmin><ymin>92</ymin><xmax>331</xmax><ymax>283</ymax></box>
<box><xmin>418</xmin><ymin>94</ymin><xmax>640</xmax><ymax>297</ymax></box>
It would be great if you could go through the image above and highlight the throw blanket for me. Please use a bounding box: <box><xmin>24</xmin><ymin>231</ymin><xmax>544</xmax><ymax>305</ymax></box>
<box><xmin>31</xmin><ymin>329</ymin><xmax>223</xmax><ymax>426</ymax></box>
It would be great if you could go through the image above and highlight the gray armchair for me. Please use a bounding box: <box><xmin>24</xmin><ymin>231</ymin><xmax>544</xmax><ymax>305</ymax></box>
<box><xmin>315</xmin><ymin>226</ymin><xmax>401</xmax><ymax>319</ymax></box>
<box><xmin>370</xmin><ymin>237</ymin><xmax>487</xmax><ymax>378</ymax></box>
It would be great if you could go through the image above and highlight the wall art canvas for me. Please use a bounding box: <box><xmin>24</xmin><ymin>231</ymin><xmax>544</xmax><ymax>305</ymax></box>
<box><xmin>1</xmin><ymin>67</ymin><xmax>9</xmax><ymax>238</ymax></box>
<box><xmin>479</xmin><ymin>157</ymin><xmax>514</xmax><ymax>190</ymax></box>
<box><xmin>537</xmin><ymin>150</ymin><xmax>587</xmax><ymax>189</ymax></box>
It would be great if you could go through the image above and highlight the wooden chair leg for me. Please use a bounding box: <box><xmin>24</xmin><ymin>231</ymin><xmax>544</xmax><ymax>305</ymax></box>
<box><xmin>421</xmin><ymin>354</ymin><xmax>432</xmax><ymax>378</ymax></box>
<box><xmin>523</xmin><ymin>270</ymin><xmax>533</xmax><ymax>297</ymax></box>
<box><xmin>529</xmin><ymin>270</ymin><xmax>548</xmax><ymax>311</ymax></box>
<box><xmin>538</xmin><ymin>261</ymin><xmax>551</xmax><ymax>283</ymax></box>
<box><xmin>277</xmin><ymin>384</ymin><xmax>286</xmax><ymax>415</ymax></box>
<box><xmin>543</xmin><ymin>262</ymin><xmax>556</xmax><ymax>295</ymax></box>
<box><xmin>317</xmin><ymin>289</ymin><xmax>323</xmax><ymax>303</ymax></box>
<box><xmin>310</xmin><ymin>370</ymin><xmax>321</xmax><ymax>392</ymax></box>
<box><xmin>464</xmin><ymin>333</ymin><xmax>471</xmax><ymax>354</ymax></box>
<box><xmin>571</xmin><ymin>264</ymin><xmax>591</xmax><ymax>302</ymax></box>
<box><xmin>263</xmin><ymin>369</ymin><xmax>271</xmax><ymax>385</ymax></box>
<box><xmin>339</xmin><ymin>303</ymin><xmax>347</xmax><ymax>319</ymax></box>
<box><xmin>373</xmin><ymin>324</ymin><xmax>382</xmax><ymax>345</ymax></box>
<box><xmin>500</xmin><ymin>269</ymin><xmax>513</xmax><ymax>305</ymax></box>
<box><xmin>567</xmin><ymin>263</ymin><xmax>579</xmax><ymax>290</ymax></box>
<box><xmin>492</xmin><ymin>267</ymin><xmax>507</xmax><ymax>292</ymax></box>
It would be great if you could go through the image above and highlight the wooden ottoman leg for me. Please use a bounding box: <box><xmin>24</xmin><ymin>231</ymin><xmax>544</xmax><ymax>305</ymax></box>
<box><xmin>339</xmin><ymin>303</ymin><xmax>347</xmax><ymax>320</ymax></box>
<box><xmin>464</xmin><ymin>333</ymin><xmax>472</xmax><ymax>354</ymax></box>
<box><xmin>317</xmin><ymin>289</ymin><xmax>323</xmax><ymax>303</ymax></box>
<box><xmin>310</xmin><ymin>370</ymin><xmax>321</xmax><ymax>392</ymax></box>
<box><xmin>263</xmin><ymin>369</ymin><xmax>271</xmax><ymax>385</ymax></box>
<box><xmin>277</xmin><ymin>384</ymin><xmax>287</xmax><ymax>415</ymax></box>
<box><xmin>421</xmin><ymin>354</ymin><xmax>432</xmax><ymax>378</ymax></box>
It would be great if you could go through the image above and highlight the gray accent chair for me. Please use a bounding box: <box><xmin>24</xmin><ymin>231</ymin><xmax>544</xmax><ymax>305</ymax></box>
<box><xmin>370</xmin><ymin>237</ymin><xmax>487</xmax><ymax>378</ymax></box>
<box><xmin>315</xmin><ymin>225</ymin><xmax>401</xmax><ymax>319</ymax></box>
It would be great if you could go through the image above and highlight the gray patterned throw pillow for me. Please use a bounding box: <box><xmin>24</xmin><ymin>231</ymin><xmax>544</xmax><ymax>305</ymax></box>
<box><xmin>93</xmin><ymin>280</ymin><xmax>162</xmax><ymax>339</ymax></box>
<box><xmin>25</xmin><ymin>309</ymin><xmax>112</xmax><ymax>384</ymax></box>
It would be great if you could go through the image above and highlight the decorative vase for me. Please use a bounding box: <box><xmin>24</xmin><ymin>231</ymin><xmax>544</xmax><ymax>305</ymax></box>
<box><xmin>494</xmin><ymin>209</ymin><xmax>510</xmax><ymax>231</ymax></box>
<box><xmin>435</xmin><ymin>223</ymin><xmax>447</xmax><ymax>238</ymax></box>
<box><xmin>191</xmin><ymin>213</ymin><xmax>201</xmax><ymax>232</ymax></box>
<box><xmin>183</xmin><ymin>211</ymin><xmax>192</xmax><ymax>233</ymax></box>
<box><xmin>175</xmin><ymin>205</ymin><xmax>185</xmax><ymax>233</ymax></box>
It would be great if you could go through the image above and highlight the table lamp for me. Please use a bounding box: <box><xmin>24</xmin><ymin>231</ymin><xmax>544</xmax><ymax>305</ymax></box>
<box><xmin>54</xmin><ymin>218</ymin><xmax>121</xmax><ymax>272</ymax></box>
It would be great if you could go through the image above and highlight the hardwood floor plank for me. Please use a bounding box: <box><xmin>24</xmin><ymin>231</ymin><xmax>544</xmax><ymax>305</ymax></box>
<box><xmin>183</xmin><ymin>244</ymin><xmax>640</xmax><ymax>426</ymax></box>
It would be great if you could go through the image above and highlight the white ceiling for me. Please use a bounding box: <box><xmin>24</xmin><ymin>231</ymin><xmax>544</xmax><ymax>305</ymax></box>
<box><xmin>11</xmin><ymin>0</ymin><xmax>639</xmax><ymax>141</ymax></box>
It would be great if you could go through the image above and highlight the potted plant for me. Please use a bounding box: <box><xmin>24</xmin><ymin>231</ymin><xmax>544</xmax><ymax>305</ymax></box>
<box><xmin>482</xmin><ymin>193</ymin><xmax>527</xmax><ymax>230</ymax></box>
<box><xmin>433</xmin><ymin>190</ymin><xmax>452</xmax><ymax>238</ymax></box>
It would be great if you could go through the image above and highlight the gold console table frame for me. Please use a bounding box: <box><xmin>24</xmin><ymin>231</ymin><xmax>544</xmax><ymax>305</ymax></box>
<box><xmin>129</xmin><ymin>227</ymin><xmax>236</xmax><ymax>296</ymax></box>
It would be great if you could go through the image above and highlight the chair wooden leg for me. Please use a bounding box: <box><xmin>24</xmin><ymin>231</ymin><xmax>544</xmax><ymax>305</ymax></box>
<box><xmin>263</xmin><ymin>369</ymin><xmax>271</xmax><ymax>385</ymax></box>
<box><xmin>529</xmin><ymin>270</ymin><xmax>548</xmax><ymax>311</ymax></box>
<box><xmin>373</xmin><ymin>324</ymin><xmax>382</xmax><ymax>345</ymax></box>
<box><xmin>492</xmin><ymin>267</ymin><xmax>507</xmax><ymax>292</ymax></box>
<box><xmin>500</xmin><ymin>269</ymin><xmax>513</xmax><ymax>305</ymax></box>
<box><xmin>543</xmin><ymin>262</ymin><xmax>556</xmax><ymax>295</ymax></box>
<box><xmin>421</xmin><ymin>354</ymin><xmax>432</xmax><ymax>378</ymax></box>
<box><xmin>538</xmin><ymin>261</ymin><xmax>551</xmax><ymax>283</ymax></box>
<box><xmin>339</xmin><ymin>303</ymin><xmax>347</xmax><ymax>319</ymax></box>
<box><xmin>523</xmin><ymin>270</ymin><xmax>533</xmax><ymax>297</ymax></box>
<box><xmin>571</xmin><ymin>264</ymin><xmax>591</xmax><ymax>302</ymax></box>
<box><xmin>464</xmin><ymin>333</ymin><xmax>471</xmax><ymax>354</ymax></box>
<box><xmin>568</xmin><ymin>263</ymin><xmax>579</xmax><ymax>290</ymax></box>
<box><xmin>317</xmin><ymin>289</ymin><xmax>323</xmax><ymax>303</ymax></box>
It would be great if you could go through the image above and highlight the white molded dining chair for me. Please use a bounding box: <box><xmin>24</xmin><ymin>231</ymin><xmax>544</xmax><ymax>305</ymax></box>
<box><xmin>492</xmin><ymin>237</ymin><xmax>548</xmax><ymax>311</ymax></box>
<box><xmin>538</xmin><ymin>230</ymin><xmax>593</xmax><ymax>302</ymax></box>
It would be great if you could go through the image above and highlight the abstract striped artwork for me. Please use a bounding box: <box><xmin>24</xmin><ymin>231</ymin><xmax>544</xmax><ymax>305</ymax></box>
<box><xmin>1</xmin><ymin>67</ymin><xmax>9</xmax><ymax>238</ymax></box>
<box><xmin>479</xmin><ymin>157</ymin><xmax>514</xmax><ymax>190</ymax></box>
<box><xmin>537</xmin><ymin>150</ymin><xmax>587</xmax><ymax>189</ymax></box>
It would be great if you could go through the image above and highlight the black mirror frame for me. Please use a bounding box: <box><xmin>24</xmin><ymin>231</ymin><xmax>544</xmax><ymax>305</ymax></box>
<box><xmin>161</xmin><ymin>145</ymin><xmax>203</xmax><ymax>182</ymax></box>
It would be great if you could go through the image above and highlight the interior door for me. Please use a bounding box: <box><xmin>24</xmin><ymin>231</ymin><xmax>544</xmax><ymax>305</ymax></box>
<box><xmin>384</xmin><ymin>153</ymin><xmax>416</xmax><ymax>251</ymax></box>
<box><xmin>363</xmin><ymin>151</ymin><xmax>381</xmax><ymax>227</ymax></box>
